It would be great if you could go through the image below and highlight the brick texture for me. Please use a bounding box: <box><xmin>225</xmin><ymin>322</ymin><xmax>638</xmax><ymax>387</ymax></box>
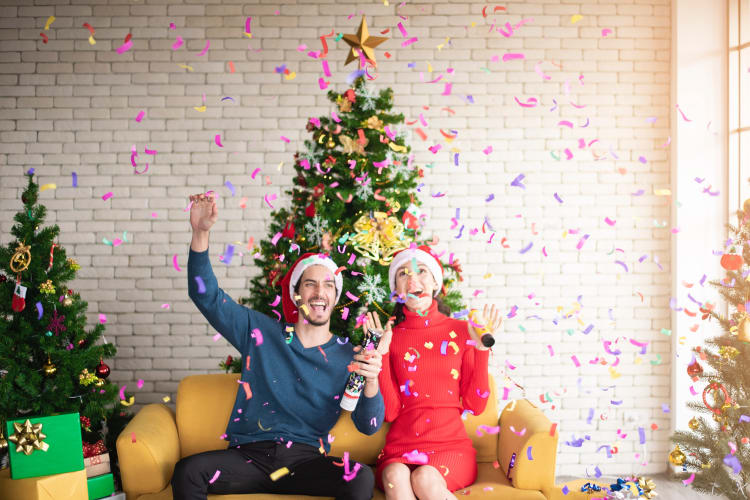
<box><xmin>0</xmin><ymin>0</ymin><xmax>671</xmax><ymax>477</ymax></box>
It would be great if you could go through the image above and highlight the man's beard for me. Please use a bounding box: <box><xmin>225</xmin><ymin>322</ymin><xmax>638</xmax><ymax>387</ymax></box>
<box><xmin>305</xmin><ymin>316</ymin><xmax>329</xmax><ymax>327</ymax></box>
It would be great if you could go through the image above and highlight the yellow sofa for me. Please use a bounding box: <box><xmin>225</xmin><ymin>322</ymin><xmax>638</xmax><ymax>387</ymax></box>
<box><xmin>117</xmin><ymin>374</ymin><xmax>601</xmax><ymax>500</ymax></box>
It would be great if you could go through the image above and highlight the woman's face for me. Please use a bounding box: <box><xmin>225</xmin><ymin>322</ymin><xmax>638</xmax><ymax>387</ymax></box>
<box><xmin>394</xmin><ymin>261</ymin><xmax>438</xmax><ymax>312</ymax></box>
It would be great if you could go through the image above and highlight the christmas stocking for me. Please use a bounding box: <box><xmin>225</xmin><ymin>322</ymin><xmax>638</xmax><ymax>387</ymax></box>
<box><xmin>12</xmin><ymin>282</ymin><xmax>27</xmax><ymax>312</ymax></box>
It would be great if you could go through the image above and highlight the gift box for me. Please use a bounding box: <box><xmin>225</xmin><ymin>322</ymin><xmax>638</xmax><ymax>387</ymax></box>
<box><xmin>84</xmin><ymin>452</ymin><xmax>111</xmax><ymax>478</ymax></box>
<box><xmin>87</xmin><ymin>472</ymin><xmax>115</xmax><ymax>500</ymax></box>
<box><xmin>0</xmin><ymin>467</ymin><xmax>88</xmax><ymax>500</ymax></box>
<box><xmin>6</xmin><ymin>413</ymin><xmax>84</xmax><ymax>479</ymax></box>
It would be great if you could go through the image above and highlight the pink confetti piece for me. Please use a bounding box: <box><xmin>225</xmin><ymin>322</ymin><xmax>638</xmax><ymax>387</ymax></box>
<box><xmin>98</xmin><ymin>313</ymin><xmax>107</xmax><ymax>324</ymax></box>
<box><xmin>331</xmin><ymin>111</ymin><xmax>341</xmax><ymax>122</ymax></box>
<box><xmin>503</xmin><ymin>53</ymin><xmax>525</xmax><ymax>62</ymax></box>
<box><xmin>483</xmin><ymin>146</ymin><xmax>493</xmax><ymax>155</ymax></box>
<box><xmin>116</xmin><ymin>39</ymin><xmax>133</xmax><ymax>54</ymax></box>
<box><xmin>135</xmin><ymin>111</ymin><xmax>145</xmax><ymax>122</ymax></box>
<box><xmin>476</xmin><ymin>425</ymin><xmax>500</xmax><ymax>436</ymax></box>
<box><xmin>341</xmin><ymin>307</ymin><xmax>349</xmax><ymax>320</ymax></box>
<box><xmin>558</xmin><ymin>120</ymin><xmax>574</xmax><ymax>128</ymax></box>
<box><xmin>215</xmin><ymin>134</ymin><xmax>224</xmax><ymax>147</ymax></box>
<box><xmin>402</xmin><ymin>37</ymin><xmax>418</xmax><ymax>47</ymax></box>
<box><xmin>172</xmin><ymin>36</ymin><xmax>183</xmax><ymax>50</ymax></box>
<box><xmin>137</xmin><ymin>379</ymin><xmax>144</xmax><ymax>389</ymax></box>
<box><xmin>251</xmin><ymin>328</ymin><xmax>264</xmax><ymax>345</ymax></box>
<box><xmin>534</xmin><ymin>61</ymin><xmax>552</xmax><ymax>80</ymax></box>
<box><xmin>245</xmin><ymin>17</ymin><xmax>252</xmax><ymax>35</ymax></box>
<box><xmin>172</xmin><ymin>254</ymin><xmax>182</xmax><ymax>272</ymax></box>
<box><xmin>514</xmin><ymin>96</ymin><xmax>538</xmax><ymax>108</ymax></box>
<box><xmin>402</xmin><ymin>450</ymin><xmax>428</xmax><ymax>464</ymax></box>
<box><xmin>442</xmin><ymin>83</ymin><xmax>452</xmax><ymax>95</ymax></box>
<box><xmin>251</xmin><ymin>167</ymin><xmax>261</xmax><ymax>179</ymax></box>
<box><xmin>208</xmin><ymin>470</ymin><xmax>221</xmax><ymax>484</ymax></box>
<box><xmin>571</xmin><ymin>355</ymin><xmax>581</xmax><ymax>367</ymax></box>
<box><xmin>269</xmin><ymin>295</ymin><xmax>281</xmax><ymax>307</ymax></box>
<box><xmin>213</xmin><ymin>333</ymin><xmax>221</xmax><ymax>342</ymax></box>
<box><xmin>322</xmin><ymin>59</ymin><xmax>331</xmax><ymax>77</ymax></box>
<box><xmin>271</xmin><ymin>232</ymin><xmax>282</xmax><ymax>245</ymax></box>
<box><xmin>130</xmin><ymin>432</ymin><xmax>136</xmax><ymax>443</ymax></box>
<box><xmin>602</xmin><ymin>28</ymin><xmax>612</xmax><ymax>37</ymax></box>
<box><xmin>280</xmin><ymin>136</ymin><xmax>290</xmax><ymax>143</ymax></box>
<box><xmin>197</xmin><ymin>39</ymin><xmax>210</xmax><ymax>56</ymax></box>
<box><xmin>102</xmin><ymin>192</ymin><xmax>113</xmax><ymax>201</ymax></box>
<box><xmin>318</xmin><ymin>77</ymin><xmax>330</xmax><ymax>89</ymax></box>
<box><xmin>576</xmin><ymin>234</ymin><xmax>590</xmax><ymax>250</ymax></box>
<box><xmin>264</xmin><ymin>193</ymin><xmax>277</xmax><ymax>208</ymax></box>
<box><xmin>605</xmin><ymin>217</ymin><xmax>616</xmax><ymax>226</ymax></box>
<box><xmin>547</xmin><ymin>345</ymin><xmax>554</xmax><ymax>356</ymax></box>
<box><xmin>119</xmin><ymin>385</ymin><xmax>126</xmax><ymax>400</ymax></box>
<box><xmin>509</xmin><ymin>425</ymin><xmax>526</xmax><ymax>436</ymax></box>
<box><xmin>682</xmin><ymin>473</ymin><xmax>695</xmax><ymax>485</ymax></box>
<box><xmin>345</xmin><ymin>291</ymin><xmax>359</xmax><ymax>302</ymax></box>
<box><xmin>676</xmin><ymin>104</ymin><xmax>692</xmax><ymax>122</ymax></box>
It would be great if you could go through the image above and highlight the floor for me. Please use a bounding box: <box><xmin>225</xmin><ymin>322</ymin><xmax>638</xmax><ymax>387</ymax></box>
<box><xmin>558</xmin><ymin>474</ymin><xmax>728</xmax><ymax>500</ymax></box>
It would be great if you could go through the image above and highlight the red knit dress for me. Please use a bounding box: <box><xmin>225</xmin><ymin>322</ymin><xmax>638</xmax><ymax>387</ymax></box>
<box><xmin>376</xmin><ymin>301</ymin><xmax>490</xmax><ymax>492</ymax></box>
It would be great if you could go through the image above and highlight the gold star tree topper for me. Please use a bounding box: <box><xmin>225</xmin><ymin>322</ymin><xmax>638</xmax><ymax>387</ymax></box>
<box><xmin>342</xmin><ymin>16</ymin><xmax>388</xmax><ymax>67</ymax></box>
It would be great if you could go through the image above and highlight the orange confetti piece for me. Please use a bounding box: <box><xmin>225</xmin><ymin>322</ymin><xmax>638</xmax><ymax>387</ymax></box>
<box><xmin>228</xmin><ymin>61</ymin><xmax>235</xmax><ymax>73</ymax></box>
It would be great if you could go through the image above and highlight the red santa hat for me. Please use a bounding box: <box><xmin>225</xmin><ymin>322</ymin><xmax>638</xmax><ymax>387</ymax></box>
<box><xmin>280</xmin><ymin>252</ymin><xmax>343</xmax><ymax>323</ymax></box>
<box><xmin>388</xmin><ymin>245</ymin><xmax>443</xmax><ymax>295</ymax></box>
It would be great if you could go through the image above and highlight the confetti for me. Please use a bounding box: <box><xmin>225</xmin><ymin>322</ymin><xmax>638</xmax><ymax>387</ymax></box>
<box><xmin>208</xmin><ymin>470</ymin><xmax>221</xmax><ymax>484</ymax></box>
<box><xmin>270</xmin><ymin>467</ymin><xmax>290</xmax><ymax>481</ymax></box>
<box><xmin>197</xmin><ymin>40</ymin><xmax>210</xmax><ymax>56</ymax></box>
<box><xmin>99</xmin><ymin>314</ymin><xmax>107</xmax><ymax>324</ymax></box>
<box><xmin>116</xmin><ymin>40</ymin><xmax>133</xmax><ymax>54</ymax></box>
<box><xmin>102</xmin><ymin>192</ymin><xmax>113</xmax><ymax>201</ymax></box>
<box><xmin>39</xmin><ymin>183</ymin><xmax>56</xmax><ymax>192</ymax></box>
<box><xmin>215</xmin><ymin>134</ymin><xmax>224</xmax><ymax>147</ymax></box>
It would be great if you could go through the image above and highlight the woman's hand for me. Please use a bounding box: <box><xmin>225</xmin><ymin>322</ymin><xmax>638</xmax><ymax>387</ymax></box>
<box><xmin>189</xmin><ymin>193</ymin><xmax>218</xmax><ymax>233</ymax></box>
<box><xmin>468</xmin><ymin>304</ymin><xmax>502</xmax><ymax>351</ymax></box>
<box><xmin>363</xmin><ymin>311</ymin><xmax>393</xmax><ymax>355</ymax></box>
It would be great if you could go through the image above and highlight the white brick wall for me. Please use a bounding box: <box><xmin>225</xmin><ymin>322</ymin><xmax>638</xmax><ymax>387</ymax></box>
<box><xmin>0</xmin><ymin>0</ymin><xmax>672</xmax><ymax>478</ymax></box>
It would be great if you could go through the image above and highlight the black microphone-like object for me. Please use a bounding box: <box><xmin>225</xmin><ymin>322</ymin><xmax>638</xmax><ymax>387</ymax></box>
<box><xmin>470</xmin><ymin>309</ymin><xmax>495</xmax><ymax>348</ymax></box>
<box><xmin>481</xmin><ymin>333</ymin><xmax>495</xmax><ymax>348</ymax></box>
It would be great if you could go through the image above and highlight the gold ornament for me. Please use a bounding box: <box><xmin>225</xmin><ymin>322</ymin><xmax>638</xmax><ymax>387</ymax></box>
<box><xmin>668</xmin><ymin>445</ymin><xmax>686</xmax><ymax>466</ymax></box>
<box><xmin>42</xmin><ymin>357</ymin><xmax>56</xmax><ymax>377</ymax></box>
<box><xmin>342</xmin><ymin>16</ymin><xmax>388</xmax><ymax>67</ymax></box>
<box><xmin>10</xmin><ymin>242</ymin><xmax>31</xmax><ymax>273</ymax></box>
<box><xmin>94</xmin><ymin>377</ymin><xmax>105</xmax><ymax>387</ymax></box>
<box><xmin>79</xmin><ymin>369</ymin><xmax>98</xmax><ymax>386</ymax></box>
<box><xmin>340</xmin><ymin>135</ymin><xmax>368</xmax><ymax>155</ymax></box>
<box><xmin>338</xmin><ymin>97</ymin><xmax>352</xmax><ymax>113</ymax></box>
<box><xmin>636</xmin><ymin>477</ymin><xmax>657</xmax><ymax>499</ymax></box>
<box><xmin>67</xmin><ymin>258</ymin><xmax>80</xmax><ymax>271</ymax></box>
<box><xmin>8</xmin><ymin>419</ymin><xmax>49</xmax><ymax>455</ymax></box>
<box><xmin>350</xmin><ymin>212</ymin><xmax>411</xmax><ymax>265</ymax></box>
<box><xmin>738</xmin><ymin>317</ymin><xmax>750</xmax><ymax>342</ymax></box>
<box><xmin>0</xmin><ymin>432</ymin><xmax>7</xmax><ymax>451</ymax></box>
<box><xmin>688</xmin><ymin>417</ymin><xmax>699</xmax><ymax>430</ymax></box>
<box><xmin>719</xmin><ymin>345</ymin><xmax>740</xmax><ymax>360</ymax></box>
<box><xmin>327</xmin><ymin>136</ymin><xmax>336</xmax><ymax>149</ymax></box>
<box><xmin>39</xmin><ymin>279</ymin><xmax>55</xmax><ymax>295</ymax></box>
<box><xmin>365</xmin><ymin>115</ymin><xmax>384</xmax><ymax>130</ymax></box>
<box><xmin>63</xmin><ymin>296</ymin><xmax>73</xmax><ymax>307</ymax></box>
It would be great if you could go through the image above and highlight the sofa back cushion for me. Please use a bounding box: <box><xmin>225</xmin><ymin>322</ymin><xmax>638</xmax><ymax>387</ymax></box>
<box><xmin>176</xmin><ymin>372</ymin><xmax>498</xmax><ymax>463</ymax></box>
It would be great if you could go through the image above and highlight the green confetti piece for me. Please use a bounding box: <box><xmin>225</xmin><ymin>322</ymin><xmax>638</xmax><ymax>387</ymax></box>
<box><xmin>660</xmin><ymin>328</ymin><xmax>672</xmax><ymax>336</ymax></box>
<box><xmin>519</xmin><ymin>325</ymin><xmax>526</xmax><ymax>332</ymax></box>
<box><xmin>566</xmin><ymin>329</ymin><xmax>575</xmax><ymax>336</ymax></box>
<box><xmin>650</xmin><ymin>354</ymin><xmax>662</xmax><ymax>365</ymax></box>
<box><xmin>334</xmin><ymin>33</ymin><xmax>343</xmax><ymax>41</ymax></box>
<box><xmin>480</xmin><ymin>67</ymin><xmax>491</xmax><ymax>73</ymax></box>
<box><xmin>550</xmin><ymin>151</ymin><xmax>560</xmax><ymax>161</ymax></box>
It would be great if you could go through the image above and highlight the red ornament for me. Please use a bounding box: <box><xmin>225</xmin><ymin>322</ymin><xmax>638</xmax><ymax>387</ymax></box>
<box><xmin>82</xmin><ymin>439</ymin><xmax>107</xmax><ymax>458</ymax></box>
<box><xmin>80</xmin><ymin>415</ymin><xmax>91</xmax><ymax>431</ymax></box>
<box><xmin>721</xmin><ymin>253</ymin><xmax>743</xmax><ymax>271</ymax></box>
<box><xmin>305</xmin><ymin>201</ymin><xmax>316</xmax><ymax>218</ymax></box>
<box><xmin>95</xmin><ymin>359</ymin><xmax>110</xmax><ymax>379</ymax></box>
<box><xmin>282</xmin><ymin>220</ymin><xmax>296</xmax><ymax>239</ymax></box>
<box><xmin>225</xmin><ymin>355</ymin><xmax>233</xmax><ymax>366</ymax></box>
<box><xmin>344</xmin><ymin>89</ymin><xmax>356</xmax><ymax>102</ymax></box>
<box><xmin>77</xmin><ymin>338</ymin><xmax>86</xmax><ymax>348</ymax></box>
<box><xmin>687</xmin><ymin>359</ymin><xmax>703</xmax><ymax>378</ymax></box>
<box><xmin>312</xmin><ymin>183</ymin><xmax>325</xmax><ymax>199</ymax></box>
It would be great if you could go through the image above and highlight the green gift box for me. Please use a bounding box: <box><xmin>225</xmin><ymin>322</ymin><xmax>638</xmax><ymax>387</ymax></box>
<box><xmin>87</xmin><ymin>473</ymin><xmax>114</xmax><ymax>500</ymax></box>
<box><xmin>6</xmin><ymin>413</ymin><xmax>84</xmax><ymax>479</ymax></box>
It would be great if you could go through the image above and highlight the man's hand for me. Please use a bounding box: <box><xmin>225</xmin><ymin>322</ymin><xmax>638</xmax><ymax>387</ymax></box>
<box><xmin>351</xmin><ymin>345</ymin><xmax>383</xmax><ymax>398</ymax></box>
<box><xmin>189</xmin><ymin>193</ymin><xmax>217</xmax><ymax>252</ymax></box>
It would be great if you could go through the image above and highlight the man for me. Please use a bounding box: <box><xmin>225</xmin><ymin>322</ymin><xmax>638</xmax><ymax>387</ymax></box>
<box><xmin>172</xmin><ymin>193</ymin><xmax>385</xmax><ymax>500</ymax></box>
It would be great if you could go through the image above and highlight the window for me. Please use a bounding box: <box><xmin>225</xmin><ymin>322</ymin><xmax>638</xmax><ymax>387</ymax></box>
<box><xmin>729</xmin><ymin>0</ymin><xmax>750</xmax><ymax>206</ymax></box>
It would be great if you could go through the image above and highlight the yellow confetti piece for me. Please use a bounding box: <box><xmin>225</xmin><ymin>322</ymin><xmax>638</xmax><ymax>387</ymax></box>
<box><xmin>447</xmin><ymin>341</ymin><xmax>459</xmax><ymax>355</ymax></box>
<box><xmin>439</xmin><ymin>465</ymin><xmax>450</xmax><ymax>476</ymax></box>
<box><xmin>571</xmin><ymin>14</ymin><xmax>583</xmax><ymax>24</ymax></box>
<box><xmin>424</xmin><ymin>342</ymin><xmax>433</xmax><ymax>349</ymax></box>
<box><xmin>388</xmin><ymin>483</ymin><xmax>394</xmax><ymax>488</ymax></box>
<box><xmin>270</xmin><ymin>467</ymin><xmax>290</xmax><ymax>481</ymax></box>
<box><xmin>654</xmin><ymin>188</ymin><xmax>671</xmax><ymax>196</ymax></box>
<box><xmin>258</xmin><ymin>419</ymin><xmax>271</xmax><ymax>431</ymax></box>
<box><xmin>388</xmin><ymin>142</ymin><xmax>407</xmax><ymax>153</ymax></box>
<box><xmin>244</xmin><ymin>32</ymin><xmax>253</xmax><ymax>39</ymax></box>
<box><xmin>300</xmin><ymin>304</ymin><xmax>309</xmax><ymax>315</ymax></box>
<box><xmin>608</xmin><ymin>366</ymin><xmax>621</xmax><ymax>379</ymax></box>
<box><xmin>450</xmin><ymin>368</ymin><xmax>459</xmax><ymax>379</ymax></box>
<box><xmin>634</xmin><ymin>357</ymin><xmax>642</xmax><ymax>365</ymax></box>
<box><xmin>44</xmin><ymin>16</ymin><xmax>55</xmax><ymax>30</ymax></box>
<box><xmin>178</xmin><ymin>64</ymin><xmax>194</xmax><ymax>71</ymax></box>
<box><xmin>162</xmin><ymin>396</ymin><xmax>171</xmax><ymax>403</ymax></box>
<box><xmin>277</xmin><ymin>161</ymin><xmax>283</xmax><ymax>171</ymax></box>
<box><xmin>284</xmin><ymin>72</ymin><xmax>296</xmax><ymax>80</ymax></box>
<box><xmin>120</xmin><ymin>396</ymin><xmax>135</xmax><ymax>406</ymax></box>
<box><xmin>427</xmin><ymin>62</ymin><xmax>433</xmax><ymax>73</ymax></box>
<box><xmin>449</xmin><ymin>330</ymin><xmax>457</xmax><ymax>339</ymax></box>
<box><xmin>383</xmin><ymin>0</ymin><xmax>389</xmax><ymax>5</ymax></box>
<box><xmin>88</xmin><ymin>35</ymin><xmax>96</xmax><ymax>45</ymax></box>
<box><xmin>39</xmin><ymin>183</ymin><xmax>57</xmax><ymax>192</ymax></box>
<box><xmin>483</xmin><ymin>273</ymin><xmax>493</xmax><ymax>279</ymax></box>
<box><xmin>193</xmin><ymin>106</ymin><xmax>206</xmax><ymax>112</ymax></box>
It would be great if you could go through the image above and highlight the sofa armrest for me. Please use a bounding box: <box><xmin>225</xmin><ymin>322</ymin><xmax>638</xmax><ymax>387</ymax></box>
<box><xmin>116</xmin><ymin>404</ymin><xmax>180</xmax><ymax>499</ymax></box>
<box><xmin>497</xmin><ymin>399</ymin><xmax>557</xmax><ymax>492</ymax></box>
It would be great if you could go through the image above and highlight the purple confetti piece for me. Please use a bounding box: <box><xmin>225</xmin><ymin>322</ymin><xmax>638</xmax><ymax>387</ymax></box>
<box><xmin>638</xmin><ymin>427</ymin><xmax>646</xmax><ymax>444</ymax></box>
<box><xmin>72</xmin><ymin>172</ymin><xmax>78</xmax><ymax>187</ymax></box>
<box><xmin>225</xmin><ymin>181</ymin><xmax>236</xmax><ymax>196</ymax></box>
<box><xmin>662</xmin><ymin>403</ymin><xmax>670</xmax><ymax>413</ymax></box>
<box><xmin>631</xmin><ymin>189</ymin><xmax>645</xmax><ymax>196</ymax></box>
<box><xmin>615</xmin><ymin>260</ymin><xmax>629</xmax><ymax>272</ymax></box>
<box><xmin>486</xmin><ymin>193</ymin><xmax>495</xmax><ymax>202</ymax></box>
<box><xmin>222</xmin><ymin>244</ymin><xmax>235</xmax><ymax>265</ymax></box>
<box><xmin>739</xmin><ymin>414</ymin><xmax>750</xmax><ymax>423</ymax></box>
<box><xmin>194</xmin><ymin>276</ymin><xmax>206</xmax><ymax>294</ymax></box>
<box><xmin>554</xmin><ymin>192</ymin><xmax>563</xmax><ymax>203</ymax></box>
<box><xmin>510</xmin><ymin>173</ymin><xmax>526</xmax><ymax>189</ymax></box>
<box><xmin>586</xmin><ymin>408</ymin><xmax>594</xmax><ymax>424</ymax></box>
<box><xmin>507</xmin><ymin>305</ymin><xmax>518</xmax><ymax>318</ymax></box>
<box><xmin>36</xmin><ymin>302</ymin><xmax>43</xmax><ymax>320</ymax></box>
<box><xmin>526</xmin><ymin>446</ymin><xmax>533</xmax><ymax>460</ymax></box>
<box><xmin>519</xmin><ymin>242</ymin><xmax>533</xmax><ymax>254</ymax></box>
<box><xmin>562</xmin><ymin>485</ymin><xmax>569</xmax><ymax>495</ymax></box>
<box><xmin>582</xmin><ymin>324</ymin><xmax>594</xmax><ymax>335</ymax></box>
<box><xmin>638</xmin><ymin>254</ymin><xmax>648</xmax><ymax>263</ymax></box>
<box><xmin>724</xmin><ymin>454</ymin><xmax>742</xmax><ymax>474</ymax></box>
<box><xmin>594</xmin><ymin>466</ymin><xmax>602</xmax><ymax>478</ymax></box>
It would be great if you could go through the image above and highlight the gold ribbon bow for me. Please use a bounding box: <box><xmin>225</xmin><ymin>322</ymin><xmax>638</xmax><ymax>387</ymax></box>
<box><xmin>8</xmin><ymin>419</ymin><xmax>49</xmax><ymax>455</ymax></box>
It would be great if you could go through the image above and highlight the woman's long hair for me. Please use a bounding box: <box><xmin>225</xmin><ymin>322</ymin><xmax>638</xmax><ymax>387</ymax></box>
<box><xmin>392</xmin><ymin>296</ymin><xmax>451</xmax><ymax>326</ymax></box>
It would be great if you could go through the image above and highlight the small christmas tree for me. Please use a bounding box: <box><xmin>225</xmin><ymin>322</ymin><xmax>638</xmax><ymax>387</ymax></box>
<box><xmin>0</xmin><ymin>172</ymin><xmax>126</xmax><ymax>465</ymax></box>
<box><xmin>671</xmin><ymin>201</ymin><xmax>750</xmax><ymax>499</ymax></box>
<box><xmin>223</xmin><ymin>76</ymin><xmax>464</xmax><ymax>370</ymax></box>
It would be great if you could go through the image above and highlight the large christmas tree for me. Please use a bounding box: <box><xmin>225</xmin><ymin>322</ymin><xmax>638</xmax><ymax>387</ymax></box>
<box><xmin>671</xmin><ymin>201</ymin><xmax>750</xmax><ymax>499</ymax></box>
<box><xmin>226</xmin><ymin>75</ymin><xmax>465</xmax><ymax>370</ymax></box>
<box><xmin>0</xmin><ymin>172</ymin><xmax>127</xmax><ymax>465</ymax></box>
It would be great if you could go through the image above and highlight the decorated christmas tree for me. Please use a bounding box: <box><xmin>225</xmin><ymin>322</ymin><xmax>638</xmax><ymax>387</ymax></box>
<box><xmin>670</xmin><ymin>200</ymin><xmax>750</xmax><ymax>499</ymax></box>
<box><xmin>0</xmin><ymin>172</ymin><xmax>127</xmax><ymax>467</ymax></box>
<box><xmin>223</xmin><ymin>72</ymin><xmax>465</xmax><ymax>370</ymax></box>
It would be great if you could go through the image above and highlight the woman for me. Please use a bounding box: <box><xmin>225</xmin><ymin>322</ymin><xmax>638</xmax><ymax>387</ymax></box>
<box><xmin>364</xmin><ymin>245</ymin><xmax>502</xmax><ymax>500</ymax></box>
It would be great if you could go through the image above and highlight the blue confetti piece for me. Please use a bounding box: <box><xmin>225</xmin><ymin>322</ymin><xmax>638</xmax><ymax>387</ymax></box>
<box><xmin>562</xmin><ymin>485</ymin><xmax>569</xmax><ymax>495</ymax></box>
<box><xmin>594</xmin><ymin>466</ymin><xmax>602</xmax><ymax>478</ymax></box>
<box><xmin>526</xmin><ymin>446</ymin><xmax>533</xmax><ymax>460</ymax></box>
<box><xmin>638</xmin><ymin>426</ymin><xmax>646</xmax><ymax>444</ymax></box>
<box><xmin>222</xmin><ymin>244</ymin><xmax>235</xmax><ymax>265</ymax></box>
